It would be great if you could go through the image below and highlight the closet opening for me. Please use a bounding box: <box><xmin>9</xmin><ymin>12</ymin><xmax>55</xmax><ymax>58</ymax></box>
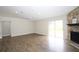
<box><xmin>1</xmin><ymin>21</ymin><xmax>11</xmax><ymax>39</ymax></box>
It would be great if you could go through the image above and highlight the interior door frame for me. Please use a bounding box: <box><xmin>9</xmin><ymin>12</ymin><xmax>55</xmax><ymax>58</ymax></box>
<box><xmin>1</xmin><ymin>21</ymin><xmax>11</xmax><ymax>38</ymax></box>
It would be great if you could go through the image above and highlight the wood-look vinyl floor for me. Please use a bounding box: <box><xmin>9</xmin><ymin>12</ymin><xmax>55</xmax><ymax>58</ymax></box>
<box><xmin>0</xmin><ymin>34</ymin><xmax>79</xmax><ymax>52</ymax></box>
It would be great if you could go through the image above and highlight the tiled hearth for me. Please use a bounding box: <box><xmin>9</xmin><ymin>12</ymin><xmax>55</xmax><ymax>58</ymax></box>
<box><xmin>69</xmin><ymin>41</ymin><xmax>79</xmax><ymax>49</ymax></box>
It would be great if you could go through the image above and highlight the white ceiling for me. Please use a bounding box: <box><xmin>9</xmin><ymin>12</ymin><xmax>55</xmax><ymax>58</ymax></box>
<box><xmin>0</xmin><ymin>6</ymin><xmax>77</xmax><ymax>20</ymax></box>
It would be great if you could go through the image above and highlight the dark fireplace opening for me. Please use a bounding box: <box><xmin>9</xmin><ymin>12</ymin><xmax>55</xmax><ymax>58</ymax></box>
<box><xmin>71</xmin><ymin>31</ymin><xmax>79</xmax><ymax>44</ymax></box>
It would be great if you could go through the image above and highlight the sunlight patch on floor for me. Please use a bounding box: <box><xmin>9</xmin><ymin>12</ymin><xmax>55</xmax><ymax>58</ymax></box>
<box><xmin>48</xmin><ymin>33</ymin><xmax>64</xmax><ymax>51</ymax></box>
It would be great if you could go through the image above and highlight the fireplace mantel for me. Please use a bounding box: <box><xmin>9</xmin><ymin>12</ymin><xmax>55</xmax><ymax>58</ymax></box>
<box><xmin>67</xmin><ymin>23</ymin><xmax>79</xmax><ymax>26</ymax></box>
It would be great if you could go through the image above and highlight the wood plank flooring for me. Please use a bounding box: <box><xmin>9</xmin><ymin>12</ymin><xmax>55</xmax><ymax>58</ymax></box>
<box><xmin>0</xmin><ymin>34</ymin><xmax>79</xmax><ymax>52</ymax></box>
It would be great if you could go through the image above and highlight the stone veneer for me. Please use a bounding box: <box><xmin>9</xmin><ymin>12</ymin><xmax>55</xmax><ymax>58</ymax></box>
<box><xmin>67</xmin><ymin>7</ymin><xmax>79</xmax><ymax>49</ymax></box>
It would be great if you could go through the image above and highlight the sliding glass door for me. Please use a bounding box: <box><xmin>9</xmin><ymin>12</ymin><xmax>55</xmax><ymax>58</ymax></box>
<box><xmin>55</xmin><ymin>20</ymin><xmax>63</xmax><ymax>38</ymax></box>
<box><xmin>48</xmin><ymin>20</ymin><xmax>64</xmax><ymax>51</ymax></box>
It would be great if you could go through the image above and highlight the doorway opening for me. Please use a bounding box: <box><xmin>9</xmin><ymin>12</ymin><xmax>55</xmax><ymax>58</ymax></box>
<box><xmin>48</xmin><ymin>20</ymin><xmax>64</xmax><ymax>51</ymax></box>
<box><xmin>1</xmin><ymin>21</ymin><xmax>11</xmax><ymax>38</ymax></box>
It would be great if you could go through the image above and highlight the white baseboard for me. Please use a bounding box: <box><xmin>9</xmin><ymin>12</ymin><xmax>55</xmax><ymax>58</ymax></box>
<box><xmin>11</xmin><ymin>33</ymin><xmax>34</xmax><ymax>37</ymax></box>
<box><xmin>3</xmin><ymin>34</ymin><xmax>10</xmax><ymax>37</ymax></box>
<box><xmin>35</xmin><ymin>32</ymin><xmax>48</xmax><ymax>36</ymax></box>
<box><xmin>11</xmin><ymin>32</ymin><xmax>48</xmax><ymax>37</ymax></box>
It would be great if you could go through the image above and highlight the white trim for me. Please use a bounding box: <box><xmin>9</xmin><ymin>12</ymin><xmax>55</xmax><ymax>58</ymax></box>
<box><xmin>35</xmin><ymin>32</ymin><xmax>48</xmax><ymax>36</ymax></box>
<box><xmin>11</xmin><ymin>33</ymin><xmax>34</xmax><ymax>37</ymax></box>
<box><xmin>2</xmin><ymin>34</ymin><xmax>11</xmax><ymax>37</ymax></box>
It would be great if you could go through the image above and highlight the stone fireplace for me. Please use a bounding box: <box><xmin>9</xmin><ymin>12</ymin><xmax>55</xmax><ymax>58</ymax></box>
<box><xmin>67</xmin><ymin>7</ymin><xmax>79</xmax><ymax>49</ymax></box>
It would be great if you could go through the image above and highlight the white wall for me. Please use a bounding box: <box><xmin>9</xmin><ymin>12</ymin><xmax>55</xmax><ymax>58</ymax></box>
<box><xmin>0</xmin><ymin>22</ymin><xmax>2</xmax><ymax>39</ymax></box>
<box><xmin>11</xmin><ymin>19</ymin><xmax>34</xmax><ymax>37</ymax></box>
<box><xmin>63</xmin><ymin>16</ymin><xmax>67</xmax><ymax>40</ymax></box>
<box><xmin>0</xmin><ymin>16</ymin><xmax>34</xmax><ymax>37</ymax></box>
<box><xmin>35</xmin><ymin>20</ymin><xmax>48</xmax><ymax>35</ymax></box>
